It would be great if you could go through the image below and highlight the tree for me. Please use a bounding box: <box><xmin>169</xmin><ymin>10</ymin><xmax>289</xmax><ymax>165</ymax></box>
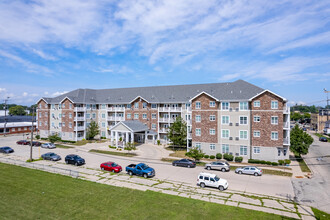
<box><xmin>86</xmin><ymin>120</ymin><xmax>100</xmax><ymax>140</ymax></box>
<box><xmin>48</xmin><ymin>133</ymin><xmax>61</xmax><ymax>143</ymax></box>
<box><xmin>167</xmin><ymin>117</ymin><xmax>187</xmax><ymax>147</ymax></box>
<box><xmin>125</xmin><ymin>142</ymin><xmax>136</xmax><ymax>154</ymax></box>
<box><xmin>290</xmin><ymin>125</ymin><xmax>313</xmax><ymax>156</ymax></box>
<box><xmin>9</xmin><ymin>105</ymin><xmax>26</xmax><ymax>115</ymax></box>
<box><xmin>185</xmin><ymin>147</ymin><xmax>205</xmax><ymax>161</ymax></box>
<box><xmin>303</xmin><ymin>113</ymin><xmax>311</xmax><ymax>119</ymax></box>
<box><xmin>290</xmin><ymin>112</ymin><xmax>302</xmax><ymax>121</ymax></box>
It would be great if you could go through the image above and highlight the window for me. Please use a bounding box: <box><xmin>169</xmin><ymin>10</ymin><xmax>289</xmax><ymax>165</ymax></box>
<box><xmin>222</xmin><ymin>102</ymin><xmax>229</xmax><ymax>110</ymax></box>
<box><xmin>127</xmin><ymin>104</ymin><xmax>131</xmax><ymax>109</ymax></box>
<box><xmin>271</xmin><ymin>116</ymin><xmax>278</xmax><ymax>125</ymax></box>
<box><xmin>143</xmin><ymin>102</ymin><xmax>147</xmax><ymax>108</ymax></box>
<box><xmin>222</xmin><ymin>116</ymin><xmax>229</xmax><ymax>124</ymax></box>
<box><xmin>222</xmin><ymin>144</ymin><xmax>229</xmax><ymax>153</ymax></box>
<box><xmin>210</xmin><ymin>144</ymin><xmax>215</xmax><ymax>150</ymax></box>
<box><xmin>152</xmin><ymin>113</ymin><xmax>156</xmax><ymax>119</ymax></box>
<box><xmin>134</xmin><ymin>113</ymin><xmax>139</xmax><ymax>119</ymax></box>
<box><xmin>51</xmin><ymin>122</ymin><xmax>54</xmax><ymax>127</ymax></box>
<box><xmin>39</xmin><ymin>104</ymin><xmax>41</xmax><ymax>108</ymax></box>
<box><xmin>253</xmin><ymin>147</ymin><xmax>260</xmax><ymax>154</ymax></box>
<box><xmin>240</xmin><ymin>130</ymin><xmax>248</xmax><ymax>139</ymax></box>
<box><xmin>209</xmin><ymin>115</ymin><xmax>216</xmax><ymax>121</ymax></box>
<box><xmin>101</xmin><ymin>104</ymin><xmax>105</xmax><ymax>109</ymax></box>
<box><xmin>254</xmin><ymin>116</ymin><xmax>260</xmax><ymax>122</ymax></box>
<box><xmin>102</xmin><ymin>122</ymin><xmax>105</xmax><ymax>128</ymax></box>
<box><xmin>195</xmin><ymin>102</ymin><xmax>201</xmax><ymax>109</ymax></box>
<box><xmin>151</xmin><ymin>104</ymin><xmax>157</xmax><ymax>109</ymax></box>
<box><xmin>62</xmin><ymin>113</ymin><xmax>65</xmax><ymax>118</ymax></box>
<box><xmin>69</xmin><ymin>104</ymin><xmax>72</xmax><ymax>109</ymax></box>
<box><xmin>254</xmin><ymin>101</ymin><xmax>260</xmax><ymax>107</ymax></box>
<box><xmin>39</xmin><ymin>122</ymin><xmax>42</xmax><ymax>126</ymax></box>
<box><xmin>86</xmin><ymin>113</ymin><xmax>90</xmax><ymax>119</ymax></box>
<box><xmin>283</xmin><ymin>148</ymin><xmax>287</xmax><ymax>156</ymax></box>
<box><xmin>152</xmin><ymin>124</ymin><xmax>156</xmax><ymax>129</ymax></box>
<box><xmin>51</xmin><ymin>104</ymin><xmax>55</xmax><ymax>109</ymax></box>
<box><xmin>239</xmin><ymin>102</ymin><xmax>248</xmax><ymax>110</ymax></box>
<box><xmin>24</xmin><ymin>127</ymin><xmax>27</xmax><ymax>130</ymax></box>
<box><xmin>271</xmin><ymin>101</ymin><xmax>278</xmax><ymax>109</ymax></box>
<box><xmin>195</xmin><ymin>115</ymin><xmax>201</xmax><ymax>122</ymax></box>
<box><xmin>69</xmin><ymin>123</ymin><xmax>72</xmax><ymax>128</ymax></box>
<box><xmin>210</xmin><ymin>101</ymin><xmax>215</xmax><ymax>107</ymax></box>
<box><xmin>127</xmin><ymin>113</ymin><xmax>131</xmax><ymax>119</ymax></box>
<box><xmin>239</xmin><ymin>116</ymin><xmax>248</xmax><ymax>125</ymax></box>
<box><xmin>253</xmin><ymin>131</ymin><xmax>260</xmax><ymax>137</ymax></box>
<box><xmin>86</xmin><ymin>104</ymin><xmax>90</xmax><ymax>109</ymax></box>
<box><xmin>195</xmin><ymin>128</ymin><xmax>201</xmax><ymax>136</ymax></box>
<box><xmin>271</xmin><ymin>132</ymin><xmax>278</xmax><ymax>140</ymax></box>
<box><xmin>102</xmin><ymin>131</ymin><xmax>106</xmax><ymax>137</ymax></box>
<box><xmin>62</xmin><ymin>122</ymin><xmax>65</xmax><ymax>127</ymax></box>
<box><xmin>195</xmin><ymin>143</ymin><xmax>201</xmax><ymax>149</ymax></box>
<box><xmin>134</xmin><ymin>102</ymin><xmax>139</xmax><ymax>109</ymax></box>
<box><xmin>12</xmin><ymin>128</ymin><xmax>15</xmax><ymax>132</ymax></box>
<box><xmin>278</xmin><ymin>149</ymin><xmax>281</xmax><ymax>156</ymax></box>
<box><xmin>142</xmin><ymin>113</ymin><xmax>147</xmax><ymax>119</ymax></box>
<box><xmin>59</xmin><ymin>123</ymin><xmax>62</xmax><ymax>128</ymax></box>
<box><xmin>240</xmin><ymin>146</ymin><xmax>247</xmax><ymax>155</ymax></box>
<box><xmin>92</xmin><ymin>104</ymin><xmax>96</xmax><ymax>110</ymax></box>
<box><xmin>222</xmin><ymin>129</ymin><xmax>229</xmax><ymax>139</ymax></box>
<box><xmin>62</xmin><ymin>103</ymin><xmax>65</xmax><ymax>108</ymax></box>
<box><xmin>102</xmin><ymin>114</ymin><xmax>105</xmax><ymax>119</ymax></box>
<box><xmin>92</xmin><ymin>113</ymin><xmax>96</xmax><ymax>119</ymax></box>
<box><xmin>52</xmin><ymin>113</ymin><xmax>55</xmax><ymax>118</ymax></box>
<box><xmin>58</xmin><ymin>104</ymin><xmax>61</xmax><ymax>109</ymax></box>
<box><xmin>210</xmin><ymin>129</ymin><xmax>215</xmax><ymax>135</ymax></box>
<box><xmin>59</xmin><ymin>114</ymin><xmax>62</xmax><ymax>118</ymax></box>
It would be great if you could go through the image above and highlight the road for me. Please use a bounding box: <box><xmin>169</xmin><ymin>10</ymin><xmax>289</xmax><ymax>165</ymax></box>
<box><xmin>0</xmin><ymin>135</ymin><xmax>294</xmax><ymax>200</ymax></box>
<box><xmin>291</xmin><ymin>132</ymin><xmax>330</xmax><ymax>213</ymax></box>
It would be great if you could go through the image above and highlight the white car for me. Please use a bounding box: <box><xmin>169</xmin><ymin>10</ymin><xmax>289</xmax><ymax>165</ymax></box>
<box><xmin>197</xmin><ymin>172</ymin><xmax>228</xmax><ymax>191</ymax></box>
<box><xmin>41</xmin><ymin>143</ymin><xmax>56</xmax><ymax>149</ymax></box>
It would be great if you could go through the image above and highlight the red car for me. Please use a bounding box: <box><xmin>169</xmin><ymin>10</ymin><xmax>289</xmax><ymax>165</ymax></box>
<box><xmin>100</xmin><ymin>162</ymin><xmax>122</xmax><ymax>173</ymax></box>
<box><xmin>16</xmin><ymin>140</ymin><xmax>30</xmax><ymax>145</ymax></box>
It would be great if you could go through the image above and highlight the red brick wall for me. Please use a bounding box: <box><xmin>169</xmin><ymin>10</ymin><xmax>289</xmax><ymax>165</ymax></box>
<box><xmin>0</xmin><ymin>126</ymin><xmax>37</xmax><ymax>135</ymax></box>
<box><xmin>37</xmin><ymin>100</ymin><xmax>49</xmax><ymax>130</ymax></box>
<box><xmin>62</xmin><ymin>99</ymin><xmax>74</xmax><ymax>132</ymax></box>
<box><xmin>125</xmin><ymin>99</ymin><xmax>153</xmax><ymax>130</ymax></box>
<box><xmin>191</xmin><ymin>94</ymin><xmax>218</xmax><ymax>143</ymax></box>
<box><xmin>251</xmin><ymin>92</ymin><xmax>284</xmax><ymax>147</ymax></box>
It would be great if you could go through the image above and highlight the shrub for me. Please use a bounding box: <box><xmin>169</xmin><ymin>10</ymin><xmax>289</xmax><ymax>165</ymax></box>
<box><xmin>266</xmin><ymin>161</ymin><xmax>272</xmax><ymax>165</ymax></box>
<box><xmin>284</xmin><ymin>159</ymin><xmax>291</xmax><ymax>165</ymax></box>
<box><xmin>82</xmin><ymin>139</ymin><xmax>86</xmax><ymax>141</ymax></box>
<box><xmin>157</xmin><ymin>140</ymin><xmax>161</xmax><ymax>145</ymax></box>
<box><xmin>271</xmin><ymin>162</ymin><xmax>278</xmax><ymax>166</ymax></box>
<box><xmin>101</xmin><ymin>137</ymin><xmax>106</xmax><ymax>139</ymax></box>
<box><xmin>235</xmin><ymin>156</ymin><xmax>243</xmax><ymax>163</ymax></box>
<box><xmin>248</xmin><ymin>159</ymin><xmax>256</xmax><ymax>163</ymax></box>
<box><xmin>278</xmin><ymin>160</ymin><xmax>284</xmax><ymax>165</ymax></box>
<box><xmin>210</xmin><ymin>155</ymin><xmax>215</xmax><ymax>159</ymax></box>
<box><xmin>216</xmin><ymin>153</ymin><xmax>222</xmax><ymax>159</ymax></box>
<box><xmin>108</xmin><ymin>145</ymin><xmax>116</xmax><ymax>149</ymax></box>
<box><xmin>223</xmin><ymin>153</ymin><xmax>234</xmax><ymax>161</ymax></box>
<box><xmin>204</xmin><ymin>155</ymin><xmax>209</xmax><ymax>159</ymax></box>
<box><xmin>35</xmin><ymin>135</ymin><xmax>40</xmax><ymax>140</ymax></box>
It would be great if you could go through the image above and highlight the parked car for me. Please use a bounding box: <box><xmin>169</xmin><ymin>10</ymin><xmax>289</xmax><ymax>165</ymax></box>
<box><xmin>41</xmin><ymin>152</ymin><xmax>61</xmax><ymax>161</ymax></box>
<box><xmin>41</xmin><ymin>143</ymin><xmax>56</xmax><ymax>149</ymax></box>
<box><xmin>65</xmin><ymin>154</ymin><xmax>85</xmax><ymax>166</ymax></box>
<box><xmin>0</xmin><ymin>146</ymin><xmax>14</xmax><ymax>154</ymax></box>
<box><xmin>16</xmin><ymin>140</ymin><xmax>30</xmax><ymax>145</ymax></box>
<box><xmin>235</xmin><ymin>166</ymin><xmax>262</xmax><ymax>176</ymax></box>
<box><xmin>302</xmin><ymin>127</ymin><xmax>307</xmax><ymax>131</ymax></box>
<box><xmin>29</xmin><ymin>141</ymin><xmax>41</xmax><ymax>147</ymax></box>
<box><xmin>100</xmin><ymin>162</ymin><xmax>122</xmax><ymax>173</ymax></box>
<box><xmin>205</xmin><ymin>161</ymin><xmax>230</xmax><ymax>172</ymax></box>
<box><xmin>319</xmin><ymin>137</ymin><xmax>328</xmax><ymax>142</ymax></box>
<box><xmin>172</xmin><ymin>159</ymin><xmax>196</xmax><ymax>168</ymax></box>
<box><xmin>197</xmin><ymin>172</ymin><xmax>228</xmax><ymax>191</ymax></box>
<box><xmin>125</xmin><ymin>163</ymin><xmax>155</xmax><ymax>178</ymax></box>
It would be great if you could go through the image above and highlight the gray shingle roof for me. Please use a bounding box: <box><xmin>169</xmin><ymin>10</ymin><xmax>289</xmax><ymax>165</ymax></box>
<box><xmin>122</xmin><ymin>120</ymin><xmax>149</xmax><ymax>132</ymax></box>
<box><xmin>42</xmin><ymin>80</ymin><xmax>265</xmax><ymax>104</ymax></box>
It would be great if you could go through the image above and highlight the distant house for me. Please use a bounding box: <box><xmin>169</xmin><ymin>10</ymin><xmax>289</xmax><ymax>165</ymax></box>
<box><xmin>324</xmin><ymin>120</ymin><xmax>330</xmax><ymax>135</ymax></box>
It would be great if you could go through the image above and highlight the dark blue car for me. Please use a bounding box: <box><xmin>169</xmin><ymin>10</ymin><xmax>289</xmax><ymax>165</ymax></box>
<box><xmin>0</xmin><ymin>146</ymin><xmax>14</xmax><ymax>154</ymax></box>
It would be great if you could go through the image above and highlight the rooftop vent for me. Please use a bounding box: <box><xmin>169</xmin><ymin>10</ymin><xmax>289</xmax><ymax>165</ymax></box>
<box><xmin>240</xmin><ymin>90</ymin><xmax>242</xmax><ymax>93</ymax></box>
<box><xmin>231</xmin><ymin>91</ymin><xmax>233</xmax><ymax>94</ymax></box>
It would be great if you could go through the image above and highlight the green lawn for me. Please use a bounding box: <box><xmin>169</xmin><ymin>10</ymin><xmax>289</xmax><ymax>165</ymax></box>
<box><xmin>311</xmin><ymin>207</ymin><xmax>330</xmax><ymax>220</ymax></box>
<box><xmin>89</xmin><ymin>149</ymin><xmax>137</xmax><ymax>157</ymax></box>
<box><xmin>314</xmin><ymin>133</ymin><xmax>330</xmax><ymax>142</ymax></box>
<box><xmin>295</xmin><ymin>155</ymin><xmax>311</xmax><ymax>173</ymax></box>
<box><xmin>55</xmin><ymin>144</ymin><xmax>74</xmax><ymax>149</ymax></box>
<box><xmin>0</xmin><ymin>163</ymin><xmax>294</xmax><ymax>219</ymax></box>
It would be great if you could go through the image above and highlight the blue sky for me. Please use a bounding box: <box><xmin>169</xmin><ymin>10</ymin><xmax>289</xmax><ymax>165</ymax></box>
<box><xmin>0</xmin><ymin>0</ymin><xmax>329</xmax><ymax>106</ymax></box>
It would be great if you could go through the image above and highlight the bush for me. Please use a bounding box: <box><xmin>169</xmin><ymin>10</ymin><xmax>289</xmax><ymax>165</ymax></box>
<box><xmin>204</xmin><ymin>155</ymin><xmax>209</xmax><ymax>159</ymax></box>
<box><xmin>234</xmin><ymin>156</ymin><xmax>243</xmax><ymax>163</ymax></box>
<box><xmin>278</xmin><ymin>160</ymin><xmax>284</xmax><ymax>165</ymax></box>
<box><xmin>210</xmin><ymin>155</ymin><xmax>215</xmax><ymax>159</ymax></box>
<box><xmin>101</xmin><ymin>137</ymin><xmax>106</xmax><ymax>139</ymax></box>
<box><xmin>216</xmin><ymin>153</ymin><xmax>222</xmax><ymax>159</ymax></box>
<box><xmin>157</xmin><ymin>140</ymin><xmax>161</xmax><ymax>145</ymax></box>
<box><xmin>109</xmin><ymin>145</ymin><xmax>116</xmax><ymax>149</ymax></box>
<box><xmin>248</xmin><ymin>159</ymin><xmax>256</xmax><ymax>163</ymax></box>
<box><xmin>266</xmin><ymin>161</ymin><xmax>272</xmax><ymax>165</ymax></box>
<box><xmin>271</xmin><ymin>162</ymin><xmax>278</xmax><ymax>166</ymax></box>
<box><xmin>223</xmin><ymin>153</ymin><xmax>234</xmax><ymax>161</ymax></box>
<box><xmin>284</xmin><ymin>159</ymin><xmax>291</xmax><ymax>165</ymax></box>
<box><xmin>35</xmin><ymin>135</ymin><xmax>40</xmax><ymax>140</ymax></box>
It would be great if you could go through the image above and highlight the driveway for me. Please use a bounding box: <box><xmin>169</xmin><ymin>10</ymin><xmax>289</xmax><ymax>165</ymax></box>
<box><xmin>291</xmin><ymin>132</ymin><xmax>330</xmax><ymax>212</ymax></box>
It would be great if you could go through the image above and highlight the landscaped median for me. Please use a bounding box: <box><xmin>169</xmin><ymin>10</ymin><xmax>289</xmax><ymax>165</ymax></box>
<box><xmin>0</xmin><ymin>162</ymin><xmax>301</xmax><ymax>219</ymax></box>
<box><xmin>89</xmin><ymin>149</ymin><xmax>137</xmax><ymax>157</ymax></box>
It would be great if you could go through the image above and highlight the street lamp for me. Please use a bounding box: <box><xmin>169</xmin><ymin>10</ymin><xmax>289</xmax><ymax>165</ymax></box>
<box><xmin>29</xmin><ymin>107</ymin><xmax>38</xmax><ymax>161</ymax></box>
<box><xmin>3</xmin><ymin>97</ymin><xmax>10</xmax><ymax>136</ymax></box>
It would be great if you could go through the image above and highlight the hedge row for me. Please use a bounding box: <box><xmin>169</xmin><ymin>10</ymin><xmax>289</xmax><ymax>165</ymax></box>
<box><xmin>203</xmin><ymin>153</ymin><xmax>243</xmax><ymax>162</ymax></box>
<box><xmin>248</xmin><ymin>159</ymin><xmax>291</xmax><ymax>166</ymax></box>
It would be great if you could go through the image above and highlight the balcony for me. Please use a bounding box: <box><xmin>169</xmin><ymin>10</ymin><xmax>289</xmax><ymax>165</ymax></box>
<box><xmin>187</xmin><ymin>133</ymin><xmax>192</xmax><ymax>139</ymax></box>
<box><xmin>283</xmin><ymin>121</ymin><xmax>290</xmax><ymax>129</ymax></box>
<box><xmin>117</xmin><ymin>117</ymin><xmax>124</xmax><ymax>121</ymax></box>
<box><xmin>159</xmin><ymin>128</ymin><xmax>169</xmax><ymax>133</ymax></box>
<box><xmin>186</xmin><ymin>119</ymin><xmax>192</xmax><ymax>125</ymax></box>
<box><xmin>108</xmin><ymin>116</ymin><xmax>124</xmax><ymax>121</ymax></box>
<box><xmin>74</xmin><ymin>126</ymin><xmax>85</xmax><ymax>131</ymax></box>
<box><xmin>107</xmin><ymin>107</ymin><xmax>125</xmax><ymax>111</ymax></box>
<box><xmin>74</xmin><ymin>116</ymin><xmax>85</xmax><ymax>121</ymax></box>
<box><xmin>159</xmin><ymin>107</ymin><xmax>169</xmax><ymax>112</ymax></box>
<box><xmin>169</xmin><ymin>107</ymin><xmax>182</xmax><ymax>112</ymax></box>
<box><xmin>186</xmin><ymin>107</ymin><xmax>192</xmax><ymax>112</ymax></box>
<box><xmin>283</xmin><ymin>137</ymin><xmax>290</xmax><ymax>145</ymax></box>
<box><xmin>74</xmin><ymin>107</ymin><xmax>86</xmax><ymax>111</ymax></box>
<box><xmin>159</xmin><ymin>118</ymin><xmax>175</xmax><ymax>123</ymax></box>
<box><xmin>283</xmin><ymin>107</ymin><xmax>290</xmax><ymax>114</ymax></box>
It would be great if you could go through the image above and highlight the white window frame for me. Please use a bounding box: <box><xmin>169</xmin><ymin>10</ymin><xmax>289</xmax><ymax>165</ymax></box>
<box><xmin>209</xmin><ymin>115</ymin><xmax>216</xmax><ymax>121</ymax></box>
<box><xmin>142</xmin><ymin>113</ymin><xmax>147</xmax><ymax>119</ymax></box>
<box><xmin>152</xmin><ymin>124</ymin><xmax>156</xmax><ymax>129</ymax></box>
<box><xmin>222</xmin><ymin>115</ymin><xmax>229</xmax><ymax>124</ymax></box>
<box><xmin>102</xmin><ymin>114</ymin><xmax>105</xmax><ymax>119</ymax></box>
<box><xmin>209</xmin><ymin>101</ymin><xmax>216</xmax><ymax>107</ymax></box>
<box><xmin>221</xmin><ymin>102</ymin><xmax>229</xmax><ymax>110</ymax></box>
<box><xmin>271</xmin><ymin>131</ymin><xmax>278</xmax><ymax>140</ymax></box>
<box><xmin>239</xmin><ymin>116</ymin><xmax>248</xmax><ymax>125</ymax></box>
<box><xmin>209</xmin><ymin>129</ymin><xmax>216</xmax><ymax>135</ymax></box>
<box><xmin>127</xmin><ymin>113</ymin><xmax>131</xmax><ymax>119</ymax></box>
<box><xmin>239</xmin><ymin>130</ymin><xmax>248</xmax><ymax>139</ymax></box>
<box><xmin>253</xmin><ymin>147</ymin><xmax>260</xmax><ymax>154</ymax></box>
<box><xmin>152</xmin><ymin>113</ymin><xmax>156</xmax><ymax>119</ymax></box>
<box><xmin>195</xmin><ymin>115</ymin><xmax>201</xmax><ymax>122</ymax></box>
<box><xmin>195</xmin><ymin>143</ymin><xmax>201</xmax><ymax>149</ymax></box>
<box><xmin>134</xmin><ymin>113</ymin><xmax>139</xmax><ymax>119</ymax></box>
<box><xmin>271</xmin><ymin>100</ymin><xmax>278</xmax><ymax>109</ymax></box>
<box><xmin>195</xmin><ymin>128</ymin><xmax>201</xmax><ymax>136</ymax></box>
<box><xmin>240</xmin><ymin>145</ymin><xmax>248</xmax><ymax>156</ymax></box>
<box><xmin>271</xmin><ymin>116</ymin><xmax>278</xmax><ymax>125</ymax></box>
<box><xmin>195</xmin><ymin>102</ymin><xmax>201</xmax><ymax>109</ymax></box>
<box><xmin>222</xmin><ymin>144</ymin><xmax>229</xmax><ymax>154</ymax></box>
<box><xmin>134</xmin><ymin>102</ymin><xmax>139</xmax><ymax>109</ymax></box>
<box><xmin>239</xmin><ymin>102</ymin><xmax>248</xmax><ymax>110</ymax></box>
<box><xmin>253</xmin><ymin>130</ymin><xmax>260</xmax><ymax>137</ymax></box>
<box><xmin>221</xmin><ymin>129</ymin><xmax>229</xmax><ymax>139</ymax></box>
<box><xmin>254</xmin><ymin>100</ymin><xmax>260</xmax><ymax>107</ymax></box>
<box><xmin>102</xmin><ymin>122</ymin><xmax>105</xmax><ymax>128</ymax></box>
<box><xmin>210</xmin><ymin>144</ymin><xmax>215</xmax><ymax>150</ymax></box>
<box><xmin>254</xmin><ymin>116</ymin><xmax>260</xmax><ymax>122</ymax></box>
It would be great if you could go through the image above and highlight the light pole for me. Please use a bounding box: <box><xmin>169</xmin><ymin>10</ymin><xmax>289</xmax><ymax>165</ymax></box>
<box><xmin>29</xmin><ymin>107</ymin><xmax>37</xmax><ymax>161</ymax></box>
<box><xmin>324</xmin><ymin>89</ymin><xmax>329</xmax><ymax>123</ymax></box>
<box><xmin>3</xmin><ymin>97</ymin><xmax>10</xmax><ymax>136</ymax></box>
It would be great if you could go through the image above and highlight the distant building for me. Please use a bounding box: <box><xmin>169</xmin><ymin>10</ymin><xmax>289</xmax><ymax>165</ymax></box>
<box><xmin>0</xmin><ymin>115</ymin><xmax>36</xmax><ymax>135</ymax></box>
<box><xmin>318</xmin><ymin>109</ymin><xmax>329</xmax><ymax>132</ymax></box>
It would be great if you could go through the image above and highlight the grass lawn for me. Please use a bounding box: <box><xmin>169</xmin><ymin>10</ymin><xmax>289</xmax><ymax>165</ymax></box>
<box><xmin>74</xmin><ymin>139</ymin><xmax>107</xmax><ymax>146</ymax></box>
<box><xmin>311</xmin><ymin>207</ymin><xmax>330</xmax><ymax>220</ymax></box>
<box><xmin>295</xmin><ymin>155</ymin><xmax>311</xmax><ymax>173</ymax></box>
<box><xmin>89</xmin><ymin>149</ymin><xmax>137</xmax><ymax>157</ymax></box>
<box><xmin>55</xmin><ymin>144</ymin><xmax>74</xmax><ymax>149</ymax></box>
<box><xmin>169</xmin><ymin>150</ymin><xmax>187</xmax><ymax>158</ymax></box>
<box><xmin>0</xmin><ymin>163</ymin><xmax>294</xmax><ymax>219</ymax></box>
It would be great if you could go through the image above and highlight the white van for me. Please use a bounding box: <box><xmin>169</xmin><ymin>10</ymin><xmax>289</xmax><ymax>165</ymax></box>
<box><xmin>197</xmin><ymin>172</ymin><xmax>228</xmax><ymax>191</ymax></box>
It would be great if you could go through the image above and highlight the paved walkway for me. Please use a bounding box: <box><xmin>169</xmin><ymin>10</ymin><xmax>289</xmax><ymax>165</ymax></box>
<box><xmin>0</xmin><ymin>154</ymin><xmax>316</xmax><ymax>220</ymax></box>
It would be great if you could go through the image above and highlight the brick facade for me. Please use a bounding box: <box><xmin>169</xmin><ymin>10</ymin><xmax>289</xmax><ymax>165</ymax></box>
<box><xmin>62</xmin><ymin>99</ymin><xmax>74</xmax><ymax>132</ymax></box>
<box><xmin>37</xmin><ymin>100</ymin><xmax>49</xmax><ymax>130</ymax></box>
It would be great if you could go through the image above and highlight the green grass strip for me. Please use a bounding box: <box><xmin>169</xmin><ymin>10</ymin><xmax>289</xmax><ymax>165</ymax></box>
<box><xmin>89</xmin><ymin>149</ymin><xmax>137</xmax><ymax>157</ymax></box>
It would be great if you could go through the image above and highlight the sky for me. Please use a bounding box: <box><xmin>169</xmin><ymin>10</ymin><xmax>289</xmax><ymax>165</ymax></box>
<box><xmin>0</xmin><ymin>0</ymin><xmax>329</xmax><ymax>106</ymax></box>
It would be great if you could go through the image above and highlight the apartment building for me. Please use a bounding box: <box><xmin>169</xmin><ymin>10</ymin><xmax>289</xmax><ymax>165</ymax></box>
<box><xmin>36</xmin><ymin>80</ymin><xmax>290</xmax><ymax>161</ymax></box>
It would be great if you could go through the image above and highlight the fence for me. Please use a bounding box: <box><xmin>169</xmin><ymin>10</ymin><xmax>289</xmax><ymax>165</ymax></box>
<box><xmin>0</xmin><ymin>157</ymin><xmax>79</xmax><ymax>178</ymax></box>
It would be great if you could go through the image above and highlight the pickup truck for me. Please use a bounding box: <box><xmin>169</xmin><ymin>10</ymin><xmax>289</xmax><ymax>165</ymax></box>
<box><xmin>125</xmin><ymin>163</ymin><xmax>155</xmax><ymax>178</ymax></box>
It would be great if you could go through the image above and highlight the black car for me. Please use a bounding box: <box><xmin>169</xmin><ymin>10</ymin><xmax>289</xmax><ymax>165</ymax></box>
<box><xmin>41</xmin><ymin>152</ymin><xmax>61</xmax><ymax>161</ymax></box>
<box><xmin>172</xmin><ymin>159</ymin><xmax>196</xmax><ymax>168</ymax></box>
<box><xmin>0</xmin><ymin>146</ymin><xmax>14</xmax><ymax>154</ymax></box>
<box><xmin>29</xmin><ymin>141</ymin><xmax>41</xmax><ymax>147</ymax></box>
<box><xmin>65</xmin><ymin>154</ymin><xmax>85</xmax><ymax>166</ymax></box>
<box><xmin>319</xmin><ymin>137</ymin><xmax>328</xmax><ymax>142</ymax></box>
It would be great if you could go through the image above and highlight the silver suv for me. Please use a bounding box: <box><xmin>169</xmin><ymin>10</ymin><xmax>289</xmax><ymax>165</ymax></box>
<box><xmin>235</xmin><ymin>166</ymin><xmax>262</xmax><ymax>176</ymax></box>
<box><xmin>205</xmin><ymin>161</ymin><xmax>230</xmax><ymax>172</ymax></box>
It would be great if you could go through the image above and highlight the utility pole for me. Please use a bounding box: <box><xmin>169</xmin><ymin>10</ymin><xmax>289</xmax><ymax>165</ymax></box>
<box><xmin>324</xmin><ymin>89</ymin><xmax>329</xmax><ymax>122</ymax></box>
<box><xmin>29</xmin><ymin>107</ymin><xmax>36</xmax><ymax>161</ymax></box>
<box><xmin>3</xmin><ymin>97</ymin><xmax>10</xmax><ymax>137</ymax></box>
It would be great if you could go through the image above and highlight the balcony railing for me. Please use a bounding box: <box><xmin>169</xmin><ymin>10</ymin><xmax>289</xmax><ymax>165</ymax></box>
<box><xmin>74</xmin><ymin>107</ymin><xmax>86</xmax><ymax>111</ymax></box>
<box><xmin>158</xmin><ymin>107</ymin><xmax>169</xmax><ymax>112</ymax></box>
<box><xmin>187</xmin><ymin>133</ymin><xmax>192</xmax><ymax>139</ymax></box>
<box><xmin>283</xmin><ymin>107</ymin><xmax>290</xmax><ymax>114</ymax></box>
<box><xmin>74</xmin><ymin>126</ymin><xmax>85</xmax><ymax>131</ymax></box>
<box><xmin>74</xmin><ymin>117</ymin><xmax>85</xmax><ymax>121</ymax></box>
<box><xmin>283</xmin><ymin>137</ymin><xmax>290</xmax><ymax>145</ymax></box>
<box><xmin>108</xmin><ymin>116</ymin><xmax>124</xmax><ymax>121</ymax></box>
<box><xmin>284</xmin><ymin>121</ymin><xmax>290</xmax><ymax>129</ymax></box>
<box><xmin>159</xmin><ymin>118</ymin><xmax>175</xmax><ymax>123</ymax></box>
<box><xmin>186</xmin><ymin>119</ymin><xmax>192</xmax><ymax>125</ymax></box>
<box><xmin>159</xmin><ymin>128</ymin><xmax>169</xmax><ymax>133</ymax></box>
<box><xmin>107</xmin><ymin>107</ymin><xmax>125</xmax><ymax>111</ymax></box>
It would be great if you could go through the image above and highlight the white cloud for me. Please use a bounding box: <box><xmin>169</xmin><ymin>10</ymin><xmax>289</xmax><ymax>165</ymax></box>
<box><xmin>23</xmin><ymin>92</ymin><xmax>28</xmax><ymax>97</ymax></box>
<box><xmin>51</xmin><ymin>91</ymin><xmax>68</xmax><ymax>97</ymax></box>
<box><xmin>44</xmin><ymin>91</ymin><xmax>49</xmax><ymax>95</ymax></box>
<box><xmin>31</xmin><ymin>48</ymin><xmax>57</xmax><ymax>61</ymax></box>
<box><xmin>0</xmin><ymin>88</ymin><xmax>6</xmax><ymax>93</ymax></box>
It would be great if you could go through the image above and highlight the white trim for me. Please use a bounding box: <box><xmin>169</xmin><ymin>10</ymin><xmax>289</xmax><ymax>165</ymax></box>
<box><xmin>60</xmin><ymin>96</ymin><xmax>75</xmax><ymax>104</ymax></box>
<box><xmin>239</xmin><ymin>115</ymin><xmax>248</xmax><ymax>125</ymax></box>
<box><xmin>110</xmin><ymin>121</ymin><xmax>134</xmax><ymax>132</ymax></box>
<box><xmin>129</xmin><ymin>96</ymin><xmax>149</xmax><ymax>104</ymax></box>
<box><xmin>36</xmin><ymin>98</ymin><xmax>49</xmax><ymax>104</ymax></box>
<box><xmin>271</xmin><ymin>116</ymin><xmax>278</xmax><ymax>125</ymax></box>
<box><xmin>221</xmin><ymin>129</ymin><xmax>230</xmax><ymax>139</ymax></box>
<box><xmin>239</xmin><ymin>130</ymin><xmax>248</xmax><ymax>140</ymax></box>
<box><xmin>249</xmin><ymin>89</ymin><xmax>287</xmax><ymax>101</ymax></box>
<box><xmin>189</xmin><ymin>91</ymin><xmax>219</xmax><ymax>102</ymax></box>
<box><xmin>221</xmin><ymin>115</ymin><xmax>230</xmax><ymax>125</ymax></box>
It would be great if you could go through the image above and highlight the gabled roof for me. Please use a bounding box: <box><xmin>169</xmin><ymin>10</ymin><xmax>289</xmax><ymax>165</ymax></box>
<box><xmin>129</xmin><ymin>96</ymin><xmax>149</xmax><ymax>104</ymax></box>
<box><xmin>60</xmin><ymin>96</ymin><xmax>75</xmax><ymax>104</ymax></box>
<box><xmin>189</xmin><ymin>91</ymin><xmax>219</xmax><ymax>102</ymax></box>
<box><xmin>110</xmin><ymin>120</ymin><xmax>149</xmax><ymax>132</ymax></box>
<box><xmin>249</xmin><ymin>89</ymin><xmax>287</xmax><ymax>101</ymax></box>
